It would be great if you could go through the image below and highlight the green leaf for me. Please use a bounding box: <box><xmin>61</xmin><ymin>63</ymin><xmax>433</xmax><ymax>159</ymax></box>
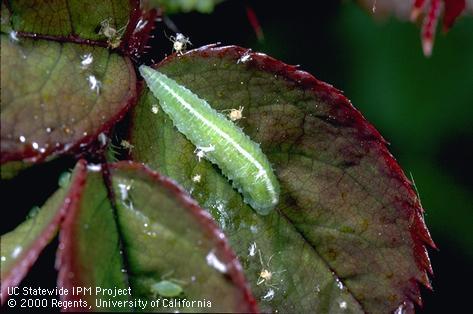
<box><xmin>4</xmin><ymin>0</ymin><xmax>130</xmax><ymax>41</ymax></box>
<box><xmin>129</xmin><ymin>46</ymin><xmax>434</xmax><ymax>313</ymax></box>
<box><xmin>56</xmin><ymin>164</ymin><xmax>129</xmax><ymax>311</ymax></box>
<box><xmin>0</xmin><ymin>34</ymin><xmax>136</xmax><ymax>164</ymax></box>
<box><xmin>1</xmin><ymin>160</ymin><xmax>87</xmax><ymax>301</ymax></box>
<box><xmin>57</xmin><ymin>161</ymin><xmax>257</xmax><ymax>312</ymax></box>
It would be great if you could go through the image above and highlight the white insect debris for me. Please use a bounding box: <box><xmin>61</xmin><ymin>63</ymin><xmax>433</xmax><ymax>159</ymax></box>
<box><xmin>9</xmin><ymin>30</ymin><xmax>19</xmax><ymax>42</ymax></box>
<box><xmin>134</xmin><ymin>18</ymin><xmax>148</xmax><ymax>34</ymax></box>
<box><xmin>206</xmin><ymin>250</ymin><xmax>227</xmax><ymax>273</ymax></box>
<box><xmin>248</xmin><ymin>242</ymin><xmax>257</xmax><ymax>257</ymax></box>
<box><xmin>169</xmin><ymin>33</ymin><xmax>192</xmax><ymax>55</ymax></box>
<box><xmin>339</xmin><ymin>300</ymin><xmax>347</xmax><ymax>310</ymax></box>
<box><xmin>118</xmin><ymin>182</ymin><xmax>131</xmax><ymax>201</ymax></box>
<box><xmin>192</xmin><ymin>174</ymin><xmax>201</xmax><ymax>183</ymax></box>
<box><xmin>11</xmin><ymin>246</ymin><xmax>22</xmax><ymax>258</ymax></box>
<box><xmin>80</xmin><ymin>53</ymin><xmax>94</xmax><ymax>69</ymax></box>
<box><xmin>194</xmin><ymin>145</ymin><xmax>215</xmax><ymax>162</ymax></box>
<box><xmin>223</xmin><ymin>106</ymin><xmax>245</xmax><ymax>121</ymax></box>
<box><xmin>237</xmin><ymin>51</ymin><xmax>252</xmax><ymax>64</ymax></box>
<box><xmin>394</xmin><ymin>302</ymin><xmax>408</xmax><ymax>314</ymax></box>
<box><xmin>151</xmin><ymin>104</ymin><xmax>159</xmax><ymax>114</ymax></box>
<box><xmin>262</xmin><ymin>289</ymin><xmax>275</xmax><ymax>301</ymax></box>
<box><xmin>120</xmin><ymin>139</ymin><xmax>134</xmax><ymax>153</ymax></box>
<box><xmin>87</xmin><ymin>164</ymin><xmax>102</xmax><ymax>172</ymax></box>
<box><xmin>98</xmin><ymin>132</ymin><xmax>108</xmax><ymax>146</ymax></box>
<box><xmin>335</xmin><ymin>278</ymin><xmax>344</xmax><ymax>290</ymax></box>
<box><xmin>87</xmin><ymin>75</ymin><xmax>101</xmax><ymax>95</ymax></box>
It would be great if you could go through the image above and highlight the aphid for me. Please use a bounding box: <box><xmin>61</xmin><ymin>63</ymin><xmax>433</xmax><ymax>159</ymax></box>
<box><xmin>98</xmin><ymin>18</ymin><xmax>127</xmax><ymax>49</ymax></box>
<box><xmin>256</xmin><ymin>250</ymin><xmax>285</xmax><ymax>288</ymax></box>
<box><xmin>58</xmin><ymin>171</ymin><xmax>72</xmax><ymax>188</ymax></box>
<box><xmin>27</xmin><ymin>206</ymin><xmax>41</xmax><ymax>219</ymax></box>
<box><xmin>120</xmin><ymin>139</ymin><xmax>134</xmax><ymax>153</ymax></box>
<box><xmin>150</xmin><ymin>280</ymin><xmax>183</xmax><ymax>298</ymax></box>
<box><xmin>139</xmin><ymin>66</ymin><xmax>280</xmax><ymax>215</ymax></box>
<box><xmin>150</xmin><ymin>271</ymin><xmax>186</xmax><ymax>298</ymax></box>
<box><xmin>168</xmin><ymin>33</ymin><xmax>192</xmax><ymax>55</ymax></box>
<box><xmin>223</xmin><ymin>106</ymin><xmax>245</xmax><ymax>121</ymax></box>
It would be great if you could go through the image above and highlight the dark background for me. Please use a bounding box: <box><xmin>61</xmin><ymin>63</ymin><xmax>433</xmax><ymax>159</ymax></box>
<box><xmin>2</xmin><ymin>0</ymin><xmax>472</xmax><ymax>312</ymax></box>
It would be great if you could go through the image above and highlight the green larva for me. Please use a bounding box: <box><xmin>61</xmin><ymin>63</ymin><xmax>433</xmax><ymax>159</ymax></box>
<box><xmin>139</xmin><ymin>65</ymin><xmax>279</xmax><ymax>215</ymax></box>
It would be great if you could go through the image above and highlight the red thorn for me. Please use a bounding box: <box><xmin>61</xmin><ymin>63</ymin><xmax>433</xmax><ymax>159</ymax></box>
<box><xmin>421</xmin><ymin>0</ymin><xmax>441</xmax><ymax>57</ymax></box>
<box><xmin>443</xmin><ymin>0</ymin><xmax>466</xmax><ymax>31</ymax></box>
<box><xmin>411</xmin><ymin>0</ymin><xmax>426</xmax><ymax>21</ymax></box>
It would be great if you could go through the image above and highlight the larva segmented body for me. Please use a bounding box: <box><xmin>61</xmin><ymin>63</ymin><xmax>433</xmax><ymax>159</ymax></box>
<box><xmin>139</xmin><ymin>65</ymin><xmax>279</xmax><ymax>215</ymax></box>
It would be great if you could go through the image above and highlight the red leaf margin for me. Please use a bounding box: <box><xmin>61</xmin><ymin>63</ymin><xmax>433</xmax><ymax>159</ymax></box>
<box><xmin>153</xmin><ymin>44</ymin><xmax>436</xmax><ymax>309</ymax></box>
<box><xmin>56</xmin><ymin>160</ymin><xmax>259</xmax><ymax>313</ymax></box>
<box><xmin>0</xmin><ymin>159</ymin><xmax>87</xmax><ymax>305</ymax></box>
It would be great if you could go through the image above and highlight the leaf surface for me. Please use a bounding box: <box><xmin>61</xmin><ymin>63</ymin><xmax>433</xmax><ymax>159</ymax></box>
<box><xmin>0</xmin><ymin>34</ymin><xmax>136</xmax><ymax>164</ymax></box>
<box><xmin>57</xmin><ymin>161</ymin><xmax>257</xmax><ymax>312</ymax></box>
<box><xmin>129</xmin><ymin>46</ymin><xmax>434</xmax><ymax>313</ymax></box>
<box><xmin>0</xmin><ymin>160</ymin><xmax>87</xmax><ymax>303</ymax></box>
<box><xmin>3</xmin><ymin>0</ymin><xmax>130</xmax><ymax>41</ymax></box>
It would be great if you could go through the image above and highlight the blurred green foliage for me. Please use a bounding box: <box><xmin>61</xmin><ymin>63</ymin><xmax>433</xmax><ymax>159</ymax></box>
<box><xmin>335</xmin><ymin>3</ymin><xmax>473</xmax><ymax>256</ymax></box>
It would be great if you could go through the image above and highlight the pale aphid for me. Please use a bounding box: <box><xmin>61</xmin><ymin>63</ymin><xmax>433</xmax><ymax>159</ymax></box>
<box><xmin>256</xmin><ymin>250</ymin><xmax>285</xmax><ymax>289</ymax></box>
<box><xmin>223</xmin><ymin>106</ymin><xmax>245</xmax><ymax>121</ymax></box>
<box><xmin>169</xmin><ymin>33</ymin><xmax>192</xmax><ymax>55</ymax></box>
<box><xmin>150</xmin><ymin>271</ymin><xmax>186</xmax><ymax>298</ymax></box>
<box><xmin>98</xmin><ymin>18</ymin><xmax>127</xmax><ymax>49</ymax></box>
<box><xmin>150</xmin><ymin>280</ymin><xmax>183</xmax><ymax>298</ymax></box>
<box><xmin>58</xmin><ymin>171</ymin><xmax>72</xmax><ymax>188</ymax></box>
<box><xmin>120</xmin><ymin>140</ymin><xmax>134</xmax><ymax>153</ymax></box>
